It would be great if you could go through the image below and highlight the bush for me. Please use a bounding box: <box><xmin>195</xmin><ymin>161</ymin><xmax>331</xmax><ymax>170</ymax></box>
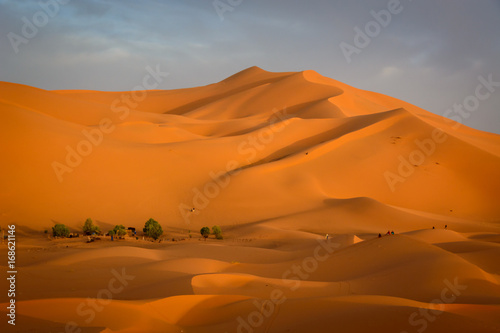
<box><xmin>113</xmin><ymin>224</ymin><xmax>127</xmax><ymax>237</ymax></box>
<box><xmin>52</xmin><ymin>224</ymin><xmax>70</xmax><ymax>238</ymax></box>
<box><xmin>83</xmin><ymin>218</ymin><xmax>100</xmax><ymax>235</ymax></box>
<box><xmin>200</xmin><ymin>227</ymin><xmax>210</xmax><ymax>239</ymax></box>
<box><xmin>143</xmin><ymin>218</ymin><xmax>163</xmax><ymax>240</ymax></box>
<box><xmin>212</xmin><ymin>225</ymin><xmax>223</xmax><ymax>240</ymax></box>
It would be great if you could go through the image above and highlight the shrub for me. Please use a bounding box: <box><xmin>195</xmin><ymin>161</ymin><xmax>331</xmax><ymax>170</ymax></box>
<box><xmin>83</xmin><ymin>218</ymin><xmax>100</xmax><ymax>235</ymax></box>
<box><xmin>212</xmin><ymin>225</ymin><xmax>223</xmax><ymax>239</ymax></box>
<box><xmin>113</xmin><ymin>224</ymin><xmax>127</xmax><ymax>237</ymax></box>
<box><xmin>143</xmin><ymin>218</ymin><xmax>163</xmax><ymax>240</ymax></box>
<box><xmin>200</xmin><ymin>227</ymin><xmax>210</xmax><ymax>239</ymax></box>
<box><xmin>52</xmin><ymin>224</ymin><xmax>70</xmax><ymax>238</ymax></box>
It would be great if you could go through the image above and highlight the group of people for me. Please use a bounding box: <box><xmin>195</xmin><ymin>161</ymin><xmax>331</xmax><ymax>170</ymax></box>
<box><xmin>378</xmin><ymin>230</ymin><xmax>395</xmax><ymax>238</ymax></box>
<box><xmin>432</xmin><ymin>225</ymin><xmax>448</xmax><ymax>229</ymax></box>
<box><xmin>377</xmin><ymin>225</ymin><xmax>449</xmax><ymax>238</ymax></box>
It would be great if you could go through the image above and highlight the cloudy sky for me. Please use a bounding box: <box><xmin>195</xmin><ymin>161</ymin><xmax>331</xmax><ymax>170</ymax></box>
<box><xmin>1</xmin><ymin>0</ymin><xmax>499</xmax><ymax>133</ymax></box>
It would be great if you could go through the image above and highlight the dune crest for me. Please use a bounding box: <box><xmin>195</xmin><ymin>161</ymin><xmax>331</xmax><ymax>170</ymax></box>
<box><xmin>1</xmin><ymin>68</ymin><xmax>500</xmax><ymax>332</ymax></box>
<box><xmin>1</xmin><ymin>67</ymin><xmax>499</xmax><ymax>229</ymax></box>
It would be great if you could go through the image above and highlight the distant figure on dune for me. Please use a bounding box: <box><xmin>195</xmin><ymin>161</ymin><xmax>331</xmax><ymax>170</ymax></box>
<box><xmin>432</xmin><ymin>226</ymin><xmax>435</xmax><ymax>229</ymax></box>
<box><xmin>391</xmin><ymin>231</ymin><xmax>395</xmax><ymax>235</ymax></box>
<box><xmin>445</xmin><ymin>225</ymin><xmax>448</xmax><ymax>230</ymax></box>
<box><xmin>386</xmin><ymin>231</ymin><xmax>391</xmax><ymax>236</ymax></box>
<box><xmin>325</xmin><ymin>234</ymin><xmax>329</xmax><ymax>240</ymax></box>
<box><xmin>378</xmin><ymin>233</ymin><xmax>381</xmax><ymax>238</ymax></box>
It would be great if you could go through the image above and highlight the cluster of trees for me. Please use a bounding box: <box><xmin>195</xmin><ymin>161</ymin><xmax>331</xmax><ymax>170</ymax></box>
<box><xmin>143</xmin><ymin>218</ymin><xmax>163</xmax><ymax>240</ymax></box>
<box><xmin>52</xmin><ymin>224</ymin><xmax>70</xmax><ymax>238</ymax></box>
<box><xmin>83</xmin><ymin>218</ymin><xmax>100</xmax><ymax>235</ymax></box>
<box><xmin>51</xmin><ymin>219</ymin><xmax>223</xmax><ymax>242</ymax></box>
<box><xmin>109</xmin><ymin>224</ymin><xmax>126</xmax><ymax>239</ymax></box>
<box><xmin>51</xmin><ymin>218</ymin><xmax>164</xmax><ymax>240</ymax></box>
<box><xmin>200</xmin><ymin>225</ymin><xmax>223</xmax><ymax>240</ymax></box>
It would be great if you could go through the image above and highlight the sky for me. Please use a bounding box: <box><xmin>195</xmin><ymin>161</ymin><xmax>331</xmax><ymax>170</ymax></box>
<box><xmin>1</xmin><ymin>0</ymin><xmax>499</xmax><ymax>133</ymax></box>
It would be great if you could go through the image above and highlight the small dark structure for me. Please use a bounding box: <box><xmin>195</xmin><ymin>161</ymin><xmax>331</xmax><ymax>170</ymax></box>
<box><xmin>127</xmin><ymin>227</ymin><xmax>136</xmax><ymax>236</ymax></box>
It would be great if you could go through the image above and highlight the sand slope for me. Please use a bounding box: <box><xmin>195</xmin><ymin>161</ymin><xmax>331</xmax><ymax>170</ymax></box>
<box><xmin>1</xmin><ymin>67</ymin><xmax>499</xmax><ymax>332</ymax></box>
<box><xmin>2</xmin><ymin>230</ymin><xmax>500</xmax><ymax>332</ymax></box>
<box><xmin>1</xmin><ymin>66</ymin><xmax>499</xmax><ymax>229</ymax></box>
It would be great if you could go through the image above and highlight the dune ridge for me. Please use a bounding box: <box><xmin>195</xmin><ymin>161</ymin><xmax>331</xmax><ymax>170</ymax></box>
<box><xmin>1</xmin><ymin>67</ymin><xmax>499</xmax><ymax>332</ymax></box>
<box><xmin>1</xmin><ymin>66</ymin><xmax>499</xmax><ymax>228</ymax></box>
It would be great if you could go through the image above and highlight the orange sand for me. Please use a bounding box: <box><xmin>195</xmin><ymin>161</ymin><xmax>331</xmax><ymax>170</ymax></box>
<box><xmin>0</xmin><ymin>67</ymin><xmax>499</xmax><ymax>332</ymax></box>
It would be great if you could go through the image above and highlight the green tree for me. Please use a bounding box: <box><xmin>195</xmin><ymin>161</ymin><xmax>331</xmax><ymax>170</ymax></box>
<box><xmin>200</xmin><ymin>227</ymin><xmax>210</xmax><ymax>239</ymax></box>
<box><xmin>83</xmin><ymin>218</ymin><xmax>100</xmax><ymax>235</ymax></box>
<box><xmin>109</xmin><ymin>229</ymin><xmax>115</xmax><ymax>240</ymax></box>
<box><xmin>113</xmin><ymin>225</ymin><xmax>127</xmax><ymax>237</ymax></box>
<box><xmin>212</xmin><ymin>225</ymin><xmax>223</xmax><ymax>240</ymax></box>
<box><xmin>52</xmin><ymin>224</ymin><xmax>70</xmax><ymax>238</ymax></box>
<box><xmin>143</xmin><ymin>218</ymin><xmax>163</xmax><ymax>240</ymax></box>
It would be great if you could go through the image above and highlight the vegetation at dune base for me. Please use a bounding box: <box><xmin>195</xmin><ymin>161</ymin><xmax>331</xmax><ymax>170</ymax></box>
<box><xmin>83</xmin><ymin>218</ymin><xmax>100</xmax><ymax>235</ymax></box>
<box><xmin>200</xmin><ymin>227</ymin><xmax>210</xmax><ymax>239</ymax></box>
<box><xmin>143</xmin><ymin>218</ymin><xmax>163</xmax><ymax>240</ymax></box>
<box><xmin>52</xmin><ymin>224</ymin><xmax>70</xmax><ymax>238</ymax></box>
<box><xmin>113</xmin><ymin>224</ymin><xmax>127</xmax><ymax>238</ymax></box>
<box><xmin>108</xmin><ymin>230</ymin><xmax>115</xmax><ymax>239</ymax></box>
<box><xmin>212</xmin><ymin>225</ymin><xmax>223</xmax><ymax>240</ymax></box>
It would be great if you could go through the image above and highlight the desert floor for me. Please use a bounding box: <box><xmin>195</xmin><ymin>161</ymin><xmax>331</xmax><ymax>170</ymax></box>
<box><xmin>1</xmin><ymin>223</ymin><xmax>500</xmax><ymax>333</ymax></box>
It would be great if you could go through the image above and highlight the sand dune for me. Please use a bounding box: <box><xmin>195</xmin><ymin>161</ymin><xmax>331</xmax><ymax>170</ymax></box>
<box><xmin>2</xmin><ymin>228</ymin><xmax>500</xmax><ymax>331</ymax></box>
<box><xmin>1</xmin><ymin>67</ymin><xmax>499</xmax><ymax>332</ymax></box>
<box><xmin>1</xmin><ymin>66</ymin><xmax>499</xmax><ymax>228</ymax></box>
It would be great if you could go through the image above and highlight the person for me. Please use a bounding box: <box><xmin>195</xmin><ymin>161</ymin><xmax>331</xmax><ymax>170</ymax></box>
<box><xmin>391</xmin><ymin>231</ymin><xmax>394</xmax><ymax>235</ymax></box>
<box><xmin>378</xmin><ymin>233</ymin><xmax>381</xmax><ymax>238</ymax></box>
<box><xmin>325</xmin><ymin>234</ymin><xmax>329</xmax><ymax>240</ymax></box>
<box><xmin>445</xmin><ymin>225</ymin><xmax>448</xmax><ymax>230</ymax></box>
<box><xmin>386</xmin><ymin>230</ymin><xmax>391</xmax><ymax>236</ymax></box>
<box><xmin>432</xmin><ymin>226</ymin><xmax>435</xmax><ymax>229</ymax></box>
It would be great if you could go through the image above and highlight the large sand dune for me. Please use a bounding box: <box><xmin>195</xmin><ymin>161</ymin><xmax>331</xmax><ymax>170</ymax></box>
<box><xmin>1</xmin><ymin>67</ymin><xmax>499</xmax><ymax>332</ymax></box>
<box><xmin>1</xmin><ymin>66</ymin><xmax>499</xmax><ymax>229</ymax></box>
